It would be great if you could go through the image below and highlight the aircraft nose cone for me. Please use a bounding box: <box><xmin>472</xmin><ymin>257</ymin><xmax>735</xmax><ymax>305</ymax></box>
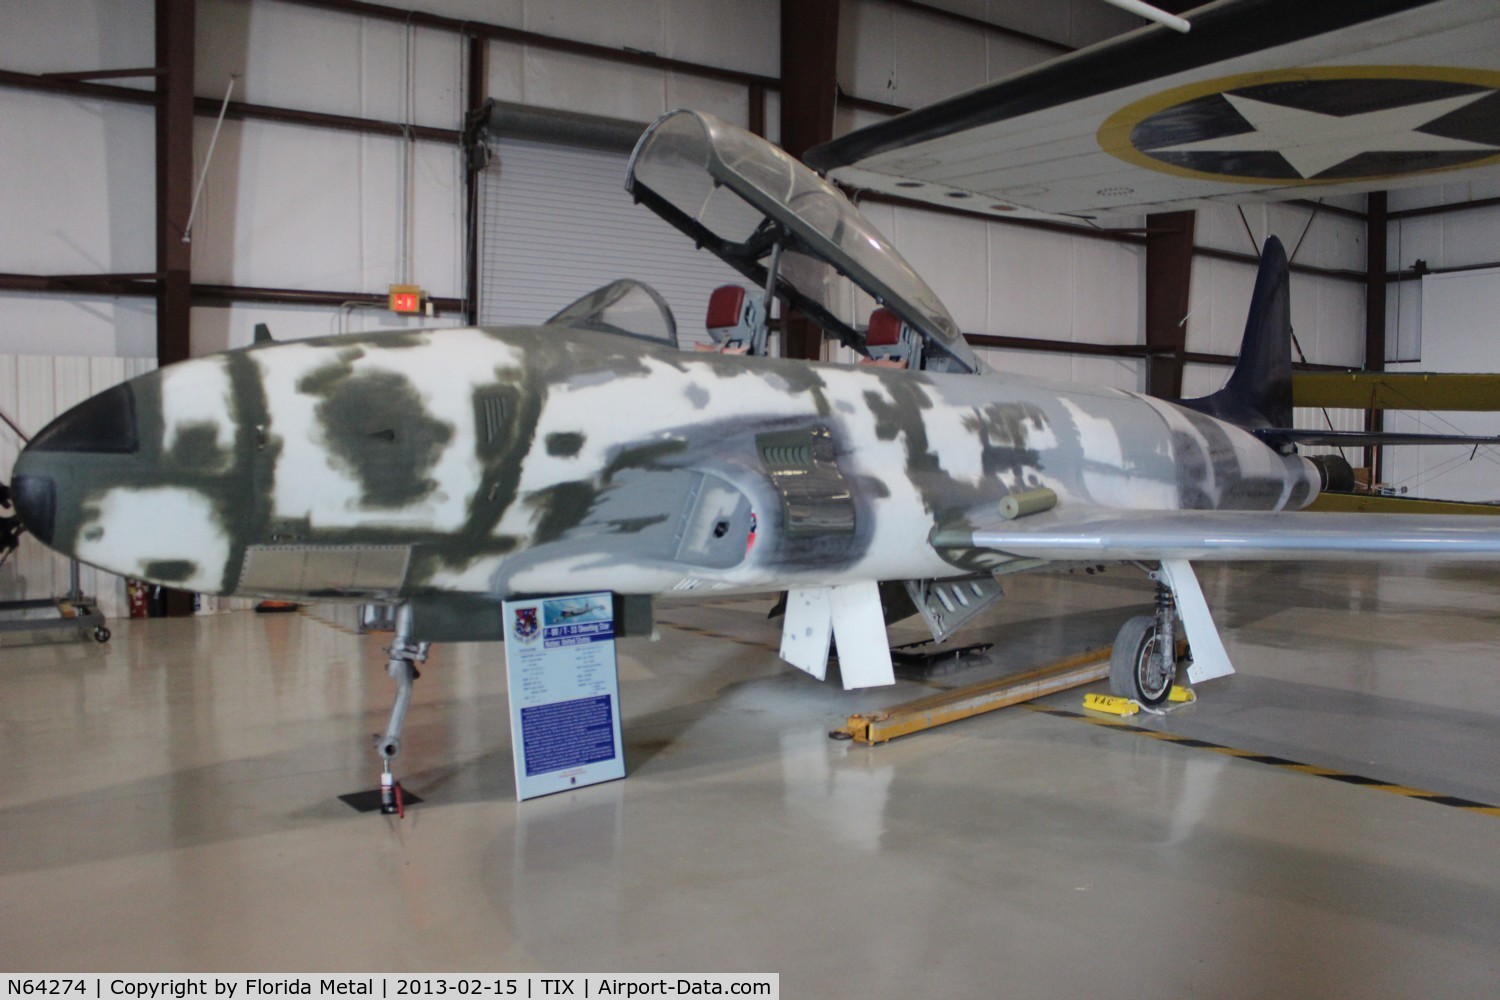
<box><xmin>9</xmin><ymin>471</ymin><xmax>56</xmax><ymax>547</ymax></box>
<box><xmin>10</xmin><ymin>381</ymin><xmax>140</xmax><ymax>558</ymax></box>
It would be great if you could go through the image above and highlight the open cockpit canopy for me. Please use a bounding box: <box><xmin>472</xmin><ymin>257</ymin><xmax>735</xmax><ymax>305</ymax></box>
<box><xmin>626</xmin><ymin>109</ymin><xmax>981</xmax><ymax>374</ymax></box>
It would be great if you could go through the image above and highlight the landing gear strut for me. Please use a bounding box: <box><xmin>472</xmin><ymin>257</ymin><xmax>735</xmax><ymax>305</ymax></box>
<box><xmin>1109</xmin><ymin>571</ymin><xmax>1179</xmax><ymax>707</ymax></box>
<box><xmin>375</xmin><ymin>604</ymin><xmax>428</xmax><ymax>816</ymax></box>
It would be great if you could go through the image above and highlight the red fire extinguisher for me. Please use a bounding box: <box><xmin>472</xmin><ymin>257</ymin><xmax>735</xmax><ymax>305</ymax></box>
<box><xmin>127</xmin><ymin>579</ymin><xmax>149</xmax><ymax>618</ymax></box>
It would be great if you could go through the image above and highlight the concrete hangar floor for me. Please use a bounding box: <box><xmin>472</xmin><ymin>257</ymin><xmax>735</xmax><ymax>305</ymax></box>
<box><xmin>2</xmin><ymin>561</ymin><xmax>1499</xmax><ymax>995</ymax></box>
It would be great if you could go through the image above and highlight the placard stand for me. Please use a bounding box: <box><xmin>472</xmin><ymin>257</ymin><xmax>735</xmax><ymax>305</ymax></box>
<box><xmin>503</xmin><ymin>592</ymin><xmax>626</xmax><ymax>801</ymax></box>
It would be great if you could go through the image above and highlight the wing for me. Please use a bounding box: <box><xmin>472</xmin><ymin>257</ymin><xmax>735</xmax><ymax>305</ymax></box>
<box><xmin>1294</xmin><ymin>372</ymin><xmax>1500</xmax><ymax>411</ymax></box>
<box><xmin>932</xmin><ymin>505</ymin><xmax>1500</xmax><ymax>563</ymax></box>
<box><xmin>806</xmin><ymin>0</ymin><xmax>1500</xmax><ymax>219</ymax></box>
<box><xmin>1255</xmin><ymin>428</ymin><xmax>1500</xmax><ymax>448</ymax></box>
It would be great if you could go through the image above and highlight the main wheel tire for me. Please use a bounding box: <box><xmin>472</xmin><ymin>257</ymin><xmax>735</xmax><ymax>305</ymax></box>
<box><xmin>1109</xmin><ymin>614</ymin><xmax>1175</xmax><ymax>706</ymax></box>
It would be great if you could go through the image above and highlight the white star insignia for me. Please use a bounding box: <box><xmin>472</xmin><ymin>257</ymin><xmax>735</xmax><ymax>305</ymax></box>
<box><xmin>1154</xmin><ymin>90</ymin><xmax>1500</xmax><ymax>178</ymax></box>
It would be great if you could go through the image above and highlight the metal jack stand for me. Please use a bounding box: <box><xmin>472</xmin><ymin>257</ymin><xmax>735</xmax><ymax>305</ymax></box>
<box><xmin>1</xmin><ymin>418</ymin><xmax>109</xmax><ymax>643</ymax></box>
<box><xmin>340</xmin><ymin>604</ymin><xmax>427</xmax><ymax>816</ymax></box>
<box><xmin>0</xmin><ymin>557</ymin><xmax>110</xmax><ymax>644</ymax></box>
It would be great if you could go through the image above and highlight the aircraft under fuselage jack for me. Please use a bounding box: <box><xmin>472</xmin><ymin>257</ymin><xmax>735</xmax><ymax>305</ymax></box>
<box><xmin>12</xmin><ymin>108</ymin><xmax>1500</xmax><ymax>798</ymax></box>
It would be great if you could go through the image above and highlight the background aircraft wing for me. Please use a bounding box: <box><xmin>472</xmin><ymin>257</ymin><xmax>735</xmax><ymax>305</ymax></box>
<box><xmin>806</xmin><ymin>0</ymin><xmax>1500</xmax><ymax>218</ymax></box>
<box><xmin>932</xmin><ymin>505</ymin><xmax>1500</xmax><ymax>562</ymax></box>
<box><xmin>1255</xmin><ymin>428</ymin><xmax>1500</xmax><ymax>448</ymax></box>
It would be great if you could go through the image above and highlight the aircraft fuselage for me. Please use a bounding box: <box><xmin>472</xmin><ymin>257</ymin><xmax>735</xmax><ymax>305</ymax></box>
<box><xmin>11</xmin><ymin>325</ymin><xmax>1320</xmax><ymax>604</ymax></box>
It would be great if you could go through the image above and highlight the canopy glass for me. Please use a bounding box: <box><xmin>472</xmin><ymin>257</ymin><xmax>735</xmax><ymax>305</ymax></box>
<box><xmin>626</xmin><ymin>109</ymin><xmax>980</xmax><ymax>373</ymax></box>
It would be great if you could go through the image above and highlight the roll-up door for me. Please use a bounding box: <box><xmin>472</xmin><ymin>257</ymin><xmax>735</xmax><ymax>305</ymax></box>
<box><xmin>476</xmin><ymin>138</ymin><xmax>746</xmax><ymax>349</ymax></box>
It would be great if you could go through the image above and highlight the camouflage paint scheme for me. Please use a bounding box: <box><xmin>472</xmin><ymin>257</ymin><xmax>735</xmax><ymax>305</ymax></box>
<box><xmin>13</xmin><ymin>320</ymin><xmax>1320</xmax><ymax>610</ymax></box>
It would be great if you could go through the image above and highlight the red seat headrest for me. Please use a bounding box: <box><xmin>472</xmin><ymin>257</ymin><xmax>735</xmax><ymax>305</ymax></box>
<box><xmin>867</xmin><ymin>308</ymin><xmax>902</xmax><ymax>347</ymax></box>
<box><xmin>706</xmin><ymin>285</ymin><xmax>747</xmax><ymax>330</ymax></box>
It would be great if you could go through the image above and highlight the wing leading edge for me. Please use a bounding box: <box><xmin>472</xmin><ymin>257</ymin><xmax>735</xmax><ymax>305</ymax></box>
<box><xmin>933</xmin><ymin>506</ymin><xmax>1500</xmax><ymax>563</ymax></box>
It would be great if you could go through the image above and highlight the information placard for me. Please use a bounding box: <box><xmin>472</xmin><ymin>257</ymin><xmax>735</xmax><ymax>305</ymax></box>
<box><xmin>503</xmin><ymin>592</ymin><xmax>625</xmax><ymax>801</ymax></box>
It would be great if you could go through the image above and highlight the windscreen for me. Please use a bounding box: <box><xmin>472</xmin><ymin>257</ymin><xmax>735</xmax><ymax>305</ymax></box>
<box><xmin>546</xmin><ymin>279</ymin><xmax>679</xmax><ymax>348</ymax></box>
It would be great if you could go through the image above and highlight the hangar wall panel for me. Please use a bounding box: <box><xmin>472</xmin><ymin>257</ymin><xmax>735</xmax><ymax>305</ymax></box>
<box><xmin>517</xmin><ymin>0</ymin><xmax>776</xmax><ymax>78</ymax></box>
<box><xmin>0</xmin><ymin>92</ymin><xmax>156</xmax><ymax>278</ymax></box>
<box><xmin>197</xmin><ymin>0</ymin><xmax>465</xmax><ymax>129</ymax></box>
<box><xmin>837</xmin><ymin>0</ymin><xmax>1138</xmax><ymax>111</ymax></box>
<box><xmin>1385</xmin><ymin>268</ymin><xmax>1500</xmax><ymax>501</ymax></box>
<box><xmin>1386</xmin><ymin>279</ymin><xmax>1423</xmax><ymax>365</ymax></box>
<box><xmin>986</xmin><ymin>228</ymin><xmax>1144</xmax><ymax>349</ymax></box>
<box><xmin>1387</xmin><ymin>183</ymin><xmax>1500</xmax><ymax>363</ymax></box>
<box><xmin>987</xmin><ymin>227</ymin><xmax>1077</xmax><ymax>344</ymax></box>
<box><xmin>0</xmin><ymin>296</ymin><xmax>156</xmax><ymax>360</ymax></box>
<box><xmin>0</xmin><ymin>0</ymin><xmax>154</xmax><ymax>82</ymax></box>
<box><xmin>878</xmin><ymin>4</ymin><xmax>991</xmax><ymax>110</ymax></box>
<box><xmin>482</xmin><ymin>55</ymin><xmax>759</xmax><ymax>130</ymax></box>
<box><xmin>978</xmin><ymin>348</ymin><xmax>1141</xmax><ymax>393</ymax></box>
<box><xmin>664</xmin><ymin>75</ymin><xmax>755</xmax><ymax>132</ymax></box>
<box><xmin>982</xmin><ymin>0</ymin><xmax>1146</xmax><ymax>49</ymax></box>
<box><xmin>1194</xmin><ymin>202</ymin><xmax>1367</xmax><ymax>273</ymax></box>
<box><xmin>521</xmin><ymin>50</ymin><xmax>678</xmax><ymax>125</ymax></box>
<box><xmin>478</xmin><ymin>0</ymin><xmax>772</xmax><ymax>125</ymax></box>
<box><xmin>1383</xmin><ymin>187</ymin><xmax>1500</xmax><ymax>497</ymax></box>
<box><xmin>847</xmin><ymin>199</ymin><xmax>1146</xmax><ymax>368</ymax></box>
<box><xmin>658</xmin><ymin>0</ymin><xmax>778</xmax><ymax>78</ymax></box>
<box><xmin>1387</xmin><ymin>178</ymin><xmax>1500</xmax><ymax>216</ymax></box>
<box><xmin>187</xmin><ymin>120</ymin><xmax>464</xmax><ymax>298</ymax></box>
<box><xmin>838</xmin><ymin>0</ymin><xmax>1058</xmax><ymax>111</ymax></box>
<box><xmin>485</xmin><ymin>39</ymin><xmax>528</xmax><ymax>106</ymax></box>
<box><xmin>1387</xmin><ymin>204</ymin><xmax>1500</xmax><ymax>290</ymax></box>
<box><xmin>10</xmin><ymin>0</ymin><xmax>1108</xmax><ymax>373</ymax></box>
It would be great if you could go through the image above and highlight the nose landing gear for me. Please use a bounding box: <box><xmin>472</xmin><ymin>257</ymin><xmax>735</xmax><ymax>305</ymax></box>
<box><xmin>340</xmin><ymin>603</ymin><xmax>428</xmax><ymax>816</ymax></box>
<box><xmin>375</xmin><ymin>605</ymin><xmax>428</xmax><ymax>815</ymax></box>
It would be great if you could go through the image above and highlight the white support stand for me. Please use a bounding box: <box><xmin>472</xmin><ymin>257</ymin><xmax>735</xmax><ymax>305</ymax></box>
<box><xmin>780</xmin><ymin>587</ymin><xmax>833</xmax><ymax>680</ymax></box>
<box><xmin>779</xmin><ymin>581</ymin><xmax>895</xmax><ymax>689</ymax></box>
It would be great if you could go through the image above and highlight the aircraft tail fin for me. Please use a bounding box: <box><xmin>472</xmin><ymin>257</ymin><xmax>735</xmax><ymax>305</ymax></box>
<box><xmin>1178</xmin><ymin>235</ymin><xmax>1292</xmax><ymax>432</ymax></box>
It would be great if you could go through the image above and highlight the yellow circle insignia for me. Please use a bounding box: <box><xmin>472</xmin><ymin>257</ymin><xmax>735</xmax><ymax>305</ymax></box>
<box><xmin>1098</xmin><ymin>66</ymin><xmax>1500</xmax><ymax>186</ymax></box>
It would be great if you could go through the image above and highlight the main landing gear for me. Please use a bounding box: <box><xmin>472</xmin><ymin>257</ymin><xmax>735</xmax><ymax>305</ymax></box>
<box><xmin>1109</xmin><ymin>569</ymin><xmax>1182</xmax><ymax>707</ymax></box>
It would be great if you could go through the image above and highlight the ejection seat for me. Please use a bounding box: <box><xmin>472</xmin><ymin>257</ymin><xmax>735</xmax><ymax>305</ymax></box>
<box><xmin>861</xmin><ymin>307</ymin><xmax>920</xmax><ymax>369</ymax></box>
<box><xmin>698</xmin><ymin>285</ymin><xmax>764</xmax><ymax>354</ymax></box>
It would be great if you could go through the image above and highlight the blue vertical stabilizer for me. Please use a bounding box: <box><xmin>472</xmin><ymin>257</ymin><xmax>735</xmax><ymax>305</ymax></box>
<box><xmin>1179</xmin><ymin>236</ymin><xmax>1292</xmax><ymax>431</ymax></box>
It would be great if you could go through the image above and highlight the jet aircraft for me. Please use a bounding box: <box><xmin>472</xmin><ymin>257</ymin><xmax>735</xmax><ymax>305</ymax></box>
<box><xmin>12</xmin><ymin>106</ymin><xmax>1500</xmax><ymax>794</ymax></box>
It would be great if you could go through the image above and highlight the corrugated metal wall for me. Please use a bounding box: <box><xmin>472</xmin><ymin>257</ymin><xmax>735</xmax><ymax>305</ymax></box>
<box><xmin>476</xmin><ymin>139</ymin><xmax>746</xmax><ymax>346</ymax></box>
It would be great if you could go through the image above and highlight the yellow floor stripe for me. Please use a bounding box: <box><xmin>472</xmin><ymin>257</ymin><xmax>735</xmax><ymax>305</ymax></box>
<box><xmin>1025</xmin><ymin>703</ymin><xmax>1498</xmax><ymax>819</ymax></box>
